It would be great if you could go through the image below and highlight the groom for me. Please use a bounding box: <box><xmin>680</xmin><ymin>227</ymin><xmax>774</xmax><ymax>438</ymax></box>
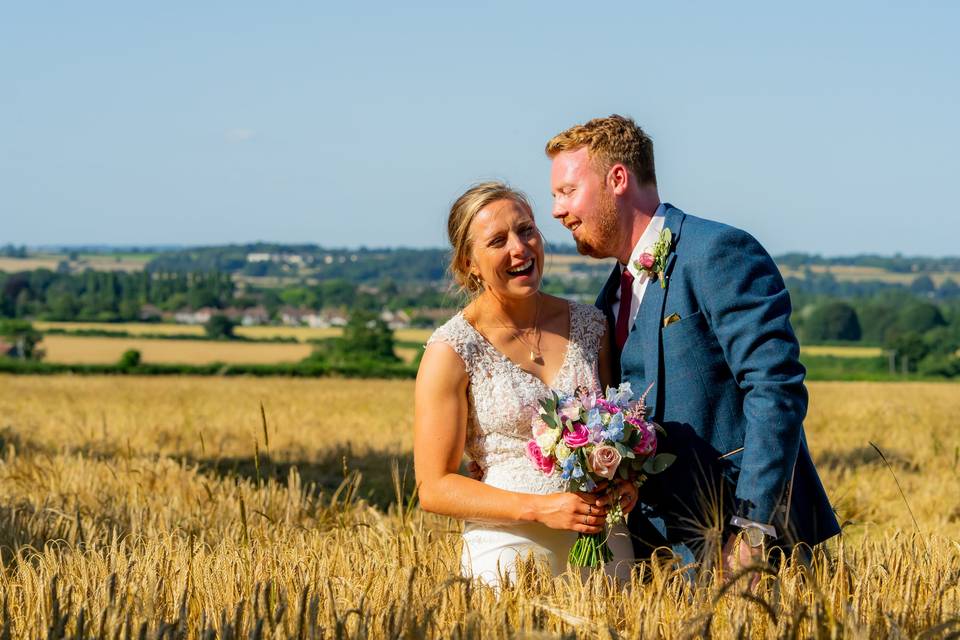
<box><xmin>546</xmin><ymin>115</ymin><xmax>839</xmax><ymax>571</ymax></box>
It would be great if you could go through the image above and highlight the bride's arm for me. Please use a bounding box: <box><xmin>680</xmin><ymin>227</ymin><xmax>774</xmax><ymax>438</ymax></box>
<box><xmin>414</xmin><ymin>342</ymin><xmax>609</xmax><ymax>533</ymax></box>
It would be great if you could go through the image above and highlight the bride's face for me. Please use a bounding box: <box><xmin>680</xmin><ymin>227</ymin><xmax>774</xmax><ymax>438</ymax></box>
<box><xmin>467</xmin><ymin>198</ymin><xmax>544</xmax><ymax>300</ymax></box>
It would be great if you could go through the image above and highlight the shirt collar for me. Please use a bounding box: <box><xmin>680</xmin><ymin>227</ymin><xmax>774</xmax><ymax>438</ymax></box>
<box><xmin>623</xmin><ymin>203</ymin><xmax>667</xmax><ymax>280</ymax></box>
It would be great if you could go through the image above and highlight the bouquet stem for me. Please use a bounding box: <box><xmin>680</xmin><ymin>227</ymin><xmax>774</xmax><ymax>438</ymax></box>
<box><xmin>568</xmin><ymin>531</ymin><xmax>613</xmax><ymax>568</ymax></box>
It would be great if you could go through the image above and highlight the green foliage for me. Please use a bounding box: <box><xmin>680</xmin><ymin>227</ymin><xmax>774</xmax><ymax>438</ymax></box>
<box><xmin>307</xmin><ymin>311</ymin><xmax>400</xmax><ymax>366</ymax></box>
<box><xmin>204</xmin><ymin>314</ymin><xmax>236</xmax><ymax>340</ymax></box>
<box><xmin>917</xmin><ymin>353</ymin><xmax>960</xmax><ymax>377</ymax></box>
<box><xmin>892</xmin><ymin>302</ymin><xmax>947</xmax><ymax>336</ymax></box>
<box><xmin>801</xmin><ymin>355</ymin><xmax>896</xmax><ymax>380</ymax></box>
<box><xmin>884</xmin><ymin>332</ymin><xmax>929</xmax><ymax>372</ymax></box>
<box><xmin>857</xmin><ymin>300</ymin><xmax>898</xmax><ymax>343</ymax></box>
<box><xmin>0</xmin><ymin>244</ymin><xmax>28</xmax><ymax>258</ymax></box>
<box><xmin>119</xmin><ymin>349</ymin><xmax>142</xmax><ymax>368</ymax></box>
<box><xmin>0</xmin><ymin>358</ymin><xmax>416</xmax><ymax>378</ymax></box>
<box><xmin>910</xmin><ymin>275</ymin><xmax>936</xmax><ymax>295</ymax></box>
<box><xmin>0</xmin><ymin>319</ymin><xmax>43</xmax><ymax>360</ymax></box>
<box><xmin>0</xmin><ymin>269</ymin><xmax>235</xmax><ymax>320</ymax></box>
<box><xmin>939</xmin><ymin>278</ymin><xmax>960</xmax><ymax>298</ymax></box>
<box><xmin>803</xmin><ymin>301</ymin><xmax>861</xmax><ymax>342</ymax></box>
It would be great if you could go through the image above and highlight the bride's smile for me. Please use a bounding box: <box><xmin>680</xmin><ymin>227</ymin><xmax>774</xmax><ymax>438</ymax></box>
<box><xmin>466</xmin><ymin>198</ymin><xmax>544</xmax><ymax>300</ymax></box>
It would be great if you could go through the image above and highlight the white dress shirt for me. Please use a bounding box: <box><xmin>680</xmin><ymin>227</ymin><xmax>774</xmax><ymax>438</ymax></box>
<box><xmin>611</xmin><ymin>203</ymin><xmax>667</xmax><ymax>326</ymax></box>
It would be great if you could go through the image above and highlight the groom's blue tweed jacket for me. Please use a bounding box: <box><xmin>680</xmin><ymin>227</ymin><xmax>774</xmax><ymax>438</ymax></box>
<box><xmin>596</xmin><ymin>205</ymin><xmax>840</xmax><ymax>561</ymax></box>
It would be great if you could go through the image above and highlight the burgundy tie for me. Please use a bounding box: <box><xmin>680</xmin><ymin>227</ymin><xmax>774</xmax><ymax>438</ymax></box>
<box><xmin>615</xmin><ymin>268</ymin><xmax>634</xmax><ymax>349</ymax></box>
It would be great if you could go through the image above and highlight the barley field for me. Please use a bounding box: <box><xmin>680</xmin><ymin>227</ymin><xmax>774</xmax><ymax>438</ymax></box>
<box><xmin>41</xmin><ymin>335</ymin><xmax>314</xmax><ymax>365</ymax></box>
<box><xmin>0</xmin><ymin>255</ymin><xmax>149</xmax><ymax>273</ymax></box>
<box><xmin>779</xmin><ymin>264</ymin><xmax>960</xmax><ymax>286</ymax></box>
<box><xmin>39</xmin><ymin>335</ymin><xmax>420</xmax><ymax>365</ymax></box>
<box><xmin>36</xmin><ymin>322</ymin><xmax>434</xmax><ymax>344</ymax></box>
<box><xmin>0</xmin><ymin>376</ymin><xmax>958</xmax><ymax>638</ymax></box>
<box><xmin>800</xmin><ymin>345</ymin><xmax>884</xmax><ymax>358</ymax></box>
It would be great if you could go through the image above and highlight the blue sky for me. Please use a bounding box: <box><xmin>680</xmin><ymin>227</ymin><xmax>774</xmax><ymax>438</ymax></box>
<box><xmin>2</xmin><ymin>2</ymin><xmax>958</xmax><ymax>255</ymax></box>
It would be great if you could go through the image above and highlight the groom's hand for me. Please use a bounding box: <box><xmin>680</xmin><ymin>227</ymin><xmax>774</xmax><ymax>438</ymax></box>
<box><xmin>722</xmin><ymin>533</ymin><xmax>764</xmax><ymax>589</ymax></box>
<box><xmin>613</xmin><ymin>479</ymin><xmax>639</xmax><ymax>514</ymax></box>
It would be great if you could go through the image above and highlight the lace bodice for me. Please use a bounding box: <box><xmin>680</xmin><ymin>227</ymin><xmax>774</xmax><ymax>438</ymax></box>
<box><xmin>427</xmin><ymin>301</ymin><xmax>607</xmax><ymax>495</ymax></box>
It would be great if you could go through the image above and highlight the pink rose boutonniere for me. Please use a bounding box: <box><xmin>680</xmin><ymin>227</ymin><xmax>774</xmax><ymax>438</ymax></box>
<box><xmin>633</xmin><ymin>227</ymin><xmax>673</xmax><ymax>289</ymax></box>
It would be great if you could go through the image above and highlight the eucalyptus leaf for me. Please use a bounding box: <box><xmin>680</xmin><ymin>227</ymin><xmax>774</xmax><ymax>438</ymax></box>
<box><xmin>643</xmin><ymin>453</ymin><xmax>676</xmax><ymax>474</ymax></box>
<box><xmin>541</xmin><ymin>413</ymin><xmax>557</xmax><ymax>429</ymax></box>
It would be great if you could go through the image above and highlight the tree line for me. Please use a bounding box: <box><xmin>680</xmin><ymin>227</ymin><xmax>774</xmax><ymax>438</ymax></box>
<box><xmin>0</xmin><ymin>269</ymin><xmax>454</xmax><ymax>323</ymax></box>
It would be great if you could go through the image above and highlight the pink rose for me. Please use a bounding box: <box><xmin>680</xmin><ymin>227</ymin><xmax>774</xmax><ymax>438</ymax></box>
<box><xmin>589</xmin><ymin>445</ymin><xmax>622</xmax><ymax>480</ymax></box>
<box><xmin>631</xmin><ymin>421</ymin><xmax>657</xmax><ymax>456</ymax></box>
<box><xmin>596</xmin><ymin>398</ymin><xmax>620</xmax><ymax>415</ymax></box>
<box><xmin>526</xmin><ymin>440</ymin><xmax>555</xmax><ymax>475</ymax></box>
<box><xmin>531</xmin><ymin>414</ymin><xmax>550</xmax><ymax>438</ymax></box>
<box><xmin>637</xmin><ymin>252</ymin><xmax>655</xmax><ymax>270</ymax></box>
<box><xmin>562</xmin><ymin>422</ymin><xmax>590</xmax><ymax>448</ymax></box>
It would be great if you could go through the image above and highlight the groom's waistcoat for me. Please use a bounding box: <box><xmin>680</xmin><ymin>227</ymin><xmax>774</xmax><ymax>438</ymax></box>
<box><xmin>597</xmin><ymin>205</ymin><xmax>840</xmax><ymax>553</ymax></box>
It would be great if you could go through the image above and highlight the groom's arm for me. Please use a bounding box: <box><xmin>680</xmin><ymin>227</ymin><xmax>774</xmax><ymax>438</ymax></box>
<box><xmin>695</xmin><ymin>226</ymin><xmax>807</xmax><ymax>526</ymax></box>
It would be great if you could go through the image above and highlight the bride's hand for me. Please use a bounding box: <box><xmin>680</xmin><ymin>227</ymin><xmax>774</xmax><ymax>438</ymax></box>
<box><xmin>533</xmin><ymin>492</ymin><xmax>609</xmax><ymax>534</ymax></box>
<box><xmin>613</xmin><ymin>479</ymin><xmax>639</xmax><ymax>514</ymax></box>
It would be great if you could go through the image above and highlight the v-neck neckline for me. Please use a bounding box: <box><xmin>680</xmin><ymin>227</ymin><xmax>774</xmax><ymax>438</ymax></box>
<box><xmin>460</xmin><ymin>301</ymin><xmax>573</xmax><ymax>389</ymax></box>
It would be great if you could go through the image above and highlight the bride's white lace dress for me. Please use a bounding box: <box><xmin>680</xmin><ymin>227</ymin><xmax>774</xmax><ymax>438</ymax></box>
<box><xmin>427</xmin><ymin>301</ymin><xmax>633</xmax><ymax>586</ymax></box>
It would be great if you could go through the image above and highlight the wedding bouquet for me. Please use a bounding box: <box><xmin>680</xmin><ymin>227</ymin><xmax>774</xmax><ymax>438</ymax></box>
<box><xmin>525</xmin><ymin>382</ymin><xmax>675</xmax><ymax>567</ymax></box>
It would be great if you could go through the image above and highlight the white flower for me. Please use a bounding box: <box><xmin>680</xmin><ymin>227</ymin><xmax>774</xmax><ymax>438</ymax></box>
<box><xmin>554</xmin><ymin>443</ymin><xmax>572</xmax><ymax>462</ymax></box>
<box><xmin>536</xmin><ymin>428</ymin><xmax>560</xmax><ymax>456</ymax></box>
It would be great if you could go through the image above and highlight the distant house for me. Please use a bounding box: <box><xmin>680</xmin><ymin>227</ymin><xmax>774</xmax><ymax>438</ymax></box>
<box><xmin>413</xmin><ymin>308</ymin><xmax>457</xmax><ymax>326</ymax></box>
<box><xmin>173</xmin><ymin>308</ymin><xmax>215</xmax><ymax>325</ymax></box>
<box><xmin>280</xmin><ymin>306</ymin><xmax>306</xmax><ymax>326</ymax></box>
<box><xmin>379</xmin><ymin>309</ymin><xmax>411</xmax><ymax>330</ymax></box>
<box><xmin>247</xmin><ymin>252</ymin><xmax>307</xmax><ymax>266</ymax></box>
<box><xmin>139</xmin><ymin>304</ymin><xmax>164</xmax><ymax>322</ymax></box>
<box><xmin>313</xmin><ymin>310</ymin><xmax>348</xmax><ymax>328</ymax></box>
<box><xmin>241</xmin><ymin>306</ymin><xmax>270</xmax><ymax>326</ymax></box>
<box><xmin>302</xmin><ymin>312</ymin><xmax>327</xmax><ymax>328</ymax></box>
<box><xmin>0</xmin><ymin>340</ymin><xmax>15</xmax><ymax>358</ymax></box>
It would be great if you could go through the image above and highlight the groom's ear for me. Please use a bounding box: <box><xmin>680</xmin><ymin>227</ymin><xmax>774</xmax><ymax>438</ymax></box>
<box><xmin>607</xmin><ymin>163</ymin><xmax>630</xmax><ymax>196</ymax></box>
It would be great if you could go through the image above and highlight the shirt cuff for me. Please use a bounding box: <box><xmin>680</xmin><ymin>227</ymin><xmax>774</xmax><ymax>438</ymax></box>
<box><xmin>729</xmin><ymin>515</ymin><xmax>777</xmax><ymax>538</ymax></box>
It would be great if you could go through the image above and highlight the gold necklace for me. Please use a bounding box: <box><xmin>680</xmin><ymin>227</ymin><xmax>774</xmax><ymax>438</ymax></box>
<box><xmin>483</xmin><ymin>293</ymin><xmax>543</xmax><ymax>362</ymax></box>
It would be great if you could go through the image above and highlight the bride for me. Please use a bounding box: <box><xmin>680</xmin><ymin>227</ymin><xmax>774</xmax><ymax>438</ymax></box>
<box><xmin>414</xmin><ymin>182</ymin><xmax>637</xmax><ymax>587</ymax></box>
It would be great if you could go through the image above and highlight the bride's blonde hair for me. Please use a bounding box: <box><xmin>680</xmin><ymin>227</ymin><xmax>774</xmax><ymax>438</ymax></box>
<box><xmin>447</xmin><ymin>181</ymin><xmax>535</xmax><ymax>295</ymax></box>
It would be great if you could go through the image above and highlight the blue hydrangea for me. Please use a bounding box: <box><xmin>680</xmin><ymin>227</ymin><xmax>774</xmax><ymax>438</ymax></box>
<box><xmin>602</xmin><ymin>413</ymin><xmax>625</xmax><ymax>441</ymax></box>
<box><xmin>586</xmin><ymin>408</ymin><xmax>602</xmax><ymax>430</ymax></box>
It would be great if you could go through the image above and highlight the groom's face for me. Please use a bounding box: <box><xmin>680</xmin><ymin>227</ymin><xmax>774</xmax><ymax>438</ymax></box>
<box><xmin>550</xmin><ymin>147</ymin><xmax>619</xmax><ymax>259</ymax></box>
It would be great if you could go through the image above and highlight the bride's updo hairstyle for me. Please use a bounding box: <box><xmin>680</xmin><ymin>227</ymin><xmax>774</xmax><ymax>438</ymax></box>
<box><xmin>447</xmin><ymin>181</ymin><xmax>535</xmax><ymax>296</ymax></box>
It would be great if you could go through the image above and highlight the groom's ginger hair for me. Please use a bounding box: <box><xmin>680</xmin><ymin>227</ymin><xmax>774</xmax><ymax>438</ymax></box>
<box><xmin>546</xmin><ymin>114</ymin><xmax>657</xmax><ymax>186</ymax></box>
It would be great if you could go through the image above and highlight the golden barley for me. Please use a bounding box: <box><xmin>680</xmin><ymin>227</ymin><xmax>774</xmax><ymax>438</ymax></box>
<box><xmin>0</xmin><ymin>376</ymin><xmax>957</xmax><ymax>637</ymax></box>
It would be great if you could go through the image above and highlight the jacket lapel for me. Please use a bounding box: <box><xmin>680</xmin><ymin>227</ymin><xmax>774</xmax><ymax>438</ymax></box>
<box><xmin>596</xmin><ymin>262</ymin><xmax>620</xmax><ymax>330</ymax></box>
<box><xmin>632</xmin><ymin>205</ymin><xmax>685</xmax><ymax>417</ymax></box>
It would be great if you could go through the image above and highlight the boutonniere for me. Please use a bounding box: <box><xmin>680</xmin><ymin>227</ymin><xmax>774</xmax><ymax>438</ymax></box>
<box><xmin>633</xmin><ymin>227</ymin><xmax>673</xmax><ymax>288</ymax></box>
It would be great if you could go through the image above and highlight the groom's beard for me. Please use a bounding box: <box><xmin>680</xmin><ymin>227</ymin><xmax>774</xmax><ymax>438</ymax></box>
<box><xmin>574</xmin><ymin>188</ymin><xmax>619</xmax><ymax>259</ymax></box>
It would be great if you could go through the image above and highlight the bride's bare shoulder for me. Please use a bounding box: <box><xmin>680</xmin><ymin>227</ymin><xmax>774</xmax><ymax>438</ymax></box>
<box><xmin>417</xmin><ymin>340</ymin><xmax>468</xmax><ymax>391</ymax></box>
<box><xmin>540</xmin><ymin>293</ymin><xmax>573</xmax><ymax>319</ymax></box>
